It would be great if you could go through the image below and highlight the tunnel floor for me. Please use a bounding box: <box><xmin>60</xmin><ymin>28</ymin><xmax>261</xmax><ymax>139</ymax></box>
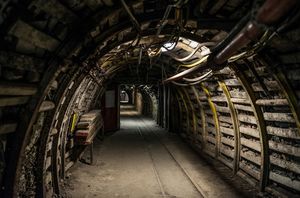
<box><xmin>64</xmin><ymin>105</ymin><xmax>255</xmax><ymax>198</ymax></box>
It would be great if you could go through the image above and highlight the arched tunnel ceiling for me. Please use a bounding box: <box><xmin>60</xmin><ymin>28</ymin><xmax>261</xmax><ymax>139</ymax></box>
<box><xmin>0</xmin><ymin>0</ymin><xmax>300</xmax><ymax>197</ymax></box>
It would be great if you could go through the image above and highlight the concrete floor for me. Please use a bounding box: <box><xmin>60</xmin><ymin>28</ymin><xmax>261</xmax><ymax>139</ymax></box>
<box><xmin>65</xmin><ymin>106</ymin><xmax>254</xmax><ymax>198</ymax></box>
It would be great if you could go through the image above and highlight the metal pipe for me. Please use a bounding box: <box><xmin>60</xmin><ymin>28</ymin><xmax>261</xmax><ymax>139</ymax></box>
<box><xmin>213</xmin><ymin>22</ymin><xmax>262</xmax><ymax>64</ymax></box>
<box><xmin>215</xmin><ymin>0</ymin><xmax>298</xmax><ymax>64</ymax></box>
<box><xmin>164</xmin><ymin>0</ymin><xmax>298</xmax><ymax>83</ymax></box>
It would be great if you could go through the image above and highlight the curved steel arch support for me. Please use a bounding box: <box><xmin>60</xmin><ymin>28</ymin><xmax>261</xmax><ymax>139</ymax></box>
<box><xmin>274</xmin><ymin>73</ymin><xmax>300</xmax><ymax>131</ymax></box>
<box><xmin>173</xmin><ymin>90</ymin><xmax>187</xmax><ymax>135</ymax></box>
<box><xmin>180</xmin><ymin>87</ymin><xmax>198</xmax><ymax>144</ymax></box>
<box><xmin>218</xmin><ymin>81</ymin><xmax>241</xmax><ymax>174</ymax></box>
<box><xmin>175</xmin><ymin>89</ymin><xmax>190</xmax><ymax>138</ymax></box>
<box><xmin>201</xmin><ymin>84</ymin><xmax>220</xmax><ymax>158</ymax></box>
<box><xmin>191</xmin><ymin>86</ymin><xmax>206</xmax><ymax>150</ymax></box>
<box><xmin>230</xmin><ymin>64</ymin><xmax>269</xmax><ymax>192</ymax></box>
<box><xmin>262</xmin><ymin>57</ymin><xmax>300</xmax><ymax>133</ymax></box>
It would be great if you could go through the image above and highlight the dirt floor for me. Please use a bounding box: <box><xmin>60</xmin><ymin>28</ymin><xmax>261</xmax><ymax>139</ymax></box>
<box><xmin>64</xmin><ymin>105</ymin><xmax>255</xmax><ymax>198</ymax></box>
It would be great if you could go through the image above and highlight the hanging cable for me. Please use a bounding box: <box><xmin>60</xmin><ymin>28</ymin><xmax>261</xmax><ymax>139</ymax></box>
<box><xmin>171</xmin><ymin>78</ymin><xmax>208</xmax><ymax>87</ymax></box>
<box><xmin>179</xmin><ymin>55</ymin><xmax>209</xmax><ymax>68</ymax></box>
<box><xmin>138</xmin><ymin>46</ymin><xmax>143</xmax><ymax>65</ymax></box>
<box><xmin>170</xmin><ymin>42</ymin><xmax>215</xmax><ymax>62</ymax></box>
<box><xmin>163</xmin><ymin>0</ymin><xmax>298</xmax><ymax>83</ymax></box>
<box><xmin>121</xmin><ymin>0</ymin><xmax>141</xmax><ymax>33</ymax></box>
<box><xmin>163</xmin><ymin>60</ymin><xmax>209</xmax><ymax>83</ymax></box>
<box><xmin>182</xmin><ymin>70</ymin><xmax>213</xmax><ymax>82</ymax></box>
<box><xmin>156</xmin><ymin>0</ymin><xmax>188</xmax><ymax>36</ymax></box>
<box><xmin>156</xmin><ymin>5</ymin><xmax>174</xmax><ymax>36</ymax></box>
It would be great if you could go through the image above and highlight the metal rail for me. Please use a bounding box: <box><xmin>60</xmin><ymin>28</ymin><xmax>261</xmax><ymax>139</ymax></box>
<box><xmin>201</xmin><ymin>84</ymin><xmax>220</xmax><ymax>158</ymax></box>
<box><xmin>137</xmin><ymin>117</ymin><xmax>206</xmax><ymax>198</ymax></box>
<box><xmin>136</xmin><ymin>126</ymin><xmax>167</xmax><ymax>198</ymax></box>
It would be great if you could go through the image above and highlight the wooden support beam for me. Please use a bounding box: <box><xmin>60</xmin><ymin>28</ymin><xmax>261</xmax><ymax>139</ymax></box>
<box><xmin>268</xmin><ymin>59</ymin><xmax>300</xmax><ymax>133</ymax></box>
<box><xmin>0</xmin><ymin>96</ymin><xmax>29</xmax><ymax>107</ymax></box>
<box><xmin>241</xmin><ymin>138</ymin><xmax>261</xmax><ymax>152</ymax></box>
<box><xmin>266</xmin><ymin>126</ymin><xmax>299</xmax><ymax>139</ymax></box>
<box><xmin>0</xmin><ymin>123</ymin><xmax>17</xmax><ymax>135</ymax></box>
<box><xmin>0</xmin><ymin>83</ymin><xmax>37</xmax><ymax>96</ymax></box>
<box><xmin>263</xmin><ymin>112</ymin><xmax>295</xmax><ymax>123</ymax></box>
<box><xmin>241</xmin><ymin>150</ymin><xmax>261</xmax><ymax>166</ymax></box>
<box><xmin>0</xmin><ymin>51</ymin><xmax>44</xmax><ymax>72</ymax></box>
<box><xmin>240</xmin><ymin>162</ymin><xmax>260</xmax><ymax>180</ymax></box>
<box><xmin>270</xmin><ymin>156</ymin><xmax>300</xmax><ymax>174</ymax></box>
<box><xmin>252</xmin><ymin>81</ymin><xmax>280</xmax><ymax>92</ymax></box>
<box><xmin>38</xmin><ymin>101</ymin><xmax>55</xmax><ymax>112</ymax></box>
<box><xmin>234</xmin><ymin>104</ymin><xmax>253</xmax><ymax>112</ymax></box>
<box><xmin>269</xmin><ymin>141</ymin><xmax>300</xmax><ymax>157</ymax></box>
<box><xmin>270</xmin><ymin>172</ymin><xmax>300</xmax><ymax>191</ymax></box>
<box><xmin>9</xmin><ymin>20</ymin><xmax>60</xmax><ymax>52</ymax></box>
<box><xmin>238</xmin><ymin>115</ymin><xmax>257</xmax><ymax>125</ymax></box>
<box><xmin>256</xmin><ymin>99</ymin><xmax>289</xmax><ymax>106</ymax></box>
<box><xmin>240</xmin><ymin>126</ymin><xmax>260</xmax><ymax>138</ymax></box>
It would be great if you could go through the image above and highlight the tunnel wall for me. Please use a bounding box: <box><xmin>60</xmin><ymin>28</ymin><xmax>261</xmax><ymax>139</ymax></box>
<box><xmin>0</xmin><ymin>0</ymin><xmax>299</xmax><ymax>197</ymax></box>
<box><xmin>168</xmin><ymin>60</ymin><xmax>300</xmax><ymax>196</ymax></box>
<box><xmin>135</xmin><ymin>87</ymin><xmax>158</xmax><ymax>120</ymax></box>
<box><xmin>135</xmin><ymin>92</ymin><xmax>143</xmax><ymax>115</ymax></box>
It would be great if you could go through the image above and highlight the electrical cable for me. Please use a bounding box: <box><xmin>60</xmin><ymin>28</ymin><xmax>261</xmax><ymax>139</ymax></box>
<box><xmin>156</xmin><ymin>0</ymin><xmax>188</xmax><ymax>36</ymax></box>
<box><xmin>179</xmin><ymin>55</ymin><xmax>209</xmax><ymax>68</ymax></box>
<box><xmin>171</xmin><ymin>42</ymin><xmax>215</xmax><ymax>62</ymax></box>
<box><xmin>121</xmin><ymin>0</ymin><xmax>141</xmax><ymax>33</ymax></box>
<box><xmin>182</xmin><ymin>70</ymin><xmax>213</xmax><ymax>82</ymax></box>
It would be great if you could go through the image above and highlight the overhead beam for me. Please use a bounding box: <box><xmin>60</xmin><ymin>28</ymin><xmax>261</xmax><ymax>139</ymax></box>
<box><xmin>0</xmin><ymin>51</ymin><xmax>44</xmax><ymax>72</ymax></box>
<box><xmin>0</xmin><ymin>96</ymin><xmax>29</xmax><ymax>107</ymax></box>
<box><xmin>0</xmin><ymin>83</ymin><xmax>37</xmax><ymax>96</ymax></box>
<box><xmin>0</xmin><ymin>123</ymin><xmax>17</xmax><ymax>135</ymax></box>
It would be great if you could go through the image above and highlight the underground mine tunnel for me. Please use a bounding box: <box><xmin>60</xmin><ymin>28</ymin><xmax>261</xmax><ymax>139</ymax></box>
<box><xmin>0</xmin><ymin>0</ymin><xmax>300</xmax><ymax>197</ymax></box>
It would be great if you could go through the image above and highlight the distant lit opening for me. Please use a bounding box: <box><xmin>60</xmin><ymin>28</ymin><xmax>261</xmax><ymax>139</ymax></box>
<box><xmin>120</xmin><ymin>90</ymin><xmax>129</xmax><ymax>103</ymax></box>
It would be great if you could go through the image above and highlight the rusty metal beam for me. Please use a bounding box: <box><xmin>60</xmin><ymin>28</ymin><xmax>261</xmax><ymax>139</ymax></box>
<box><xmin>218</xmin><ymin>81</ymin><xmax>241</xmax><ymax>174</ymax></box>
<box><xmin>231</xmin><ymin>64</ymin><xmax>269</xmax><ymax>192</ymax></box>
<box><xmin>261</xmin><ymin>56</ymin><xmax>300</xmax><ymax>133</ymax></box>
<box><xmin>176</xmin><ymin>89</ymin><xmax>191</xmax><ymax>138</ymax></box>
<box><xmin>201</xmin><ymin>84</ymin><xmax>220</xmax><ymax>158</ymax></box>
<box><xmin>191</xmin><ymin>86</ymin><xmax>206</xmax><ymax>148</ymax></box>
<box><xmin>180</xmin><ymin>87</ymin><xmax>198</xmax><ymax>143</ymax></box>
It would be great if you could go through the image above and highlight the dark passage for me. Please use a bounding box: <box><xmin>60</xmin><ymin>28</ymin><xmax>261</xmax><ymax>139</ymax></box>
<box><xmin>65</xmin><ymin>106</ymin><xmax>254</xmax><ymax>198</ymax></box>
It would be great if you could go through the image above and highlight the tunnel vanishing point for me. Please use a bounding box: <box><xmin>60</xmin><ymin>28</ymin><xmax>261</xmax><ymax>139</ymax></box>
<box><xmin>0</xmin><ymin>0</ymin><xmax>300</xmax><ymax>197</ymax></box>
